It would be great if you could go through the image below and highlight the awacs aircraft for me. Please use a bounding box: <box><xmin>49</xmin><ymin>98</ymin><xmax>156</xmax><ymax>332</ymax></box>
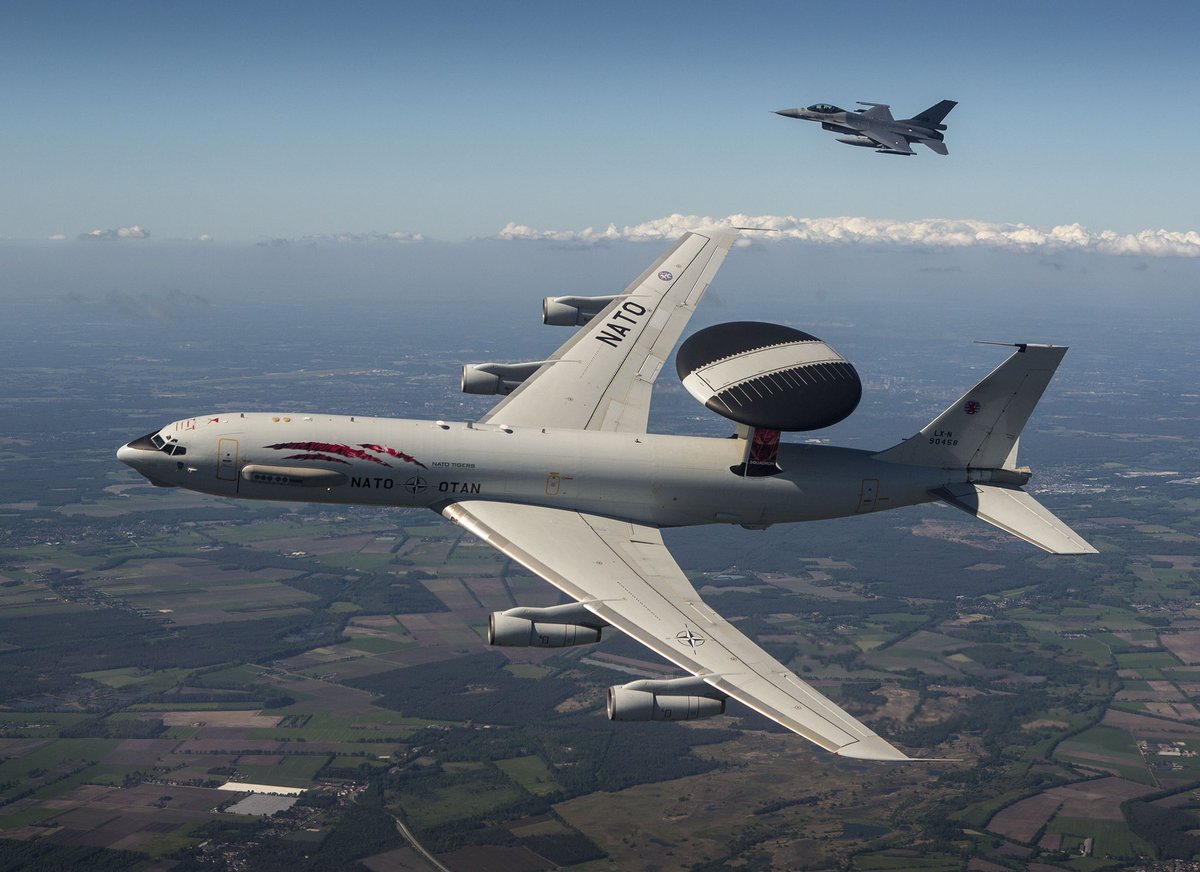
<box><xmin>775</xmin><ymin>99</ymin><xmax>956</xmax><ymax>155</ymax></box>
<box><xmin>118</xmin><ymin>229</ymin><xmax>1094</xmax><ymax>761</ymax></box>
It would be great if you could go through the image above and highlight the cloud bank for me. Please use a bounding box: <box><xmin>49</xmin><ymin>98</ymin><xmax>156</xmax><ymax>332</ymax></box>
<box><xmin>496</xmin><ymin>214</ymin><xmax>1200</xmax><ymax>257</ymax></box>
<box><xmin>78</xmin><ymin>224</ymin><xmax>151</xmax><ymax>240</ymax></box>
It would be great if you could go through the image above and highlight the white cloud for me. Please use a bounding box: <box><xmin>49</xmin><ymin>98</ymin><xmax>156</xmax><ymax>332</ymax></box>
<box><xmin>198</xmin><ymin>233</ymin><xmax>214</xmax><ymax>242</ymax></box>
<box><xmin>79</xmin><ymin>224</ymin><xmax>150</xmax><ymax>240</ymax></box>
<box><xmin>496</xmin><ymin>214</ymin><xmax>1200</xmax><ymax>257</ymax></box>
<box><xmin>302</xmin><ymin>230</ymin><xmax>425</xmax><ymax>244</ymax></box>
<box><xmin>255</xmin><ymin>231</ymin><xmax>426</xmax><ymax>247</ymax></box>
<box><xmin>49</xmin><ymin>233</ymin><xmax>66</xmax><ymax>241</ymax></box>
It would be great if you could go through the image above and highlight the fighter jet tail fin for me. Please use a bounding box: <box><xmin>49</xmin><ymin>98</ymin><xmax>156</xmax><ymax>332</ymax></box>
<box><xmin>909</xmin><ymin>99</ymin><xmax>957</xmax><ymax>128</ymax></box>
<box><xmin>873</xmin><ymin>343</ymin><xmax>1066</xmax><ymax>471</ymax></box>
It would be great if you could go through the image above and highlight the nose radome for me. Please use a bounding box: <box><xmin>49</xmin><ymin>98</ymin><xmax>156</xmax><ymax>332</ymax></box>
<box><xmin>117</xmin><ymin>443</ymin><xmax>139</xmax><ymax>467</ymax></box>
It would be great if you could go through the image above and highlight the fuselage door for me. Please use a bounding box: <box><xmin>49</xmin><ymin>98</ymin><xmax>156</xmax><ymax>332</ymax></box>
<box><xmin>217</xmin><ymin>438</ymin><xmax>239</xmax><ymax>482</ymax></box>
<box><xmin>856</xmin><ymin>478</ymin><xmax>879</xmax><ymax>513</ymax></box>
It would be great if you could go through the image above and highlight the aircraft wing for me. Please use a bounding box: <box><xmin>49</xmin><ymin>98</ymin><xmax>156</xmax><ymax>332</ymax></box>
<box><xmin>857</xmin><ymin>102</ymin><xmax>895</xmax><ymax>122</ymax></box>
<box><xmin>862</xmin><ymin>128</ymin><xmax>915</xmax><ymax>154</ymax></box>
<box><xmin>479</xmin><ymin>229</ymin><xmax>737</xmax><ymax>433</ymax></box>
<box><xmin>442</xmin><ymin>499</ymin><xmax>913</xmax><ymax>761</ymax></box>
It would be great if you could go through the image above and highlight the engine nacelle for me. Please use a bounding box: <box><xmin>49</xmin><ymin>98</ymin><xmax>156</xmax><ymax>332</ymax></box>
<box><xmin>835</xmin><ymin>135</ymin><xmax>877</xmax><ymax>148</ymax></box>
<box><xmin>461</xmin><ymin>361</ymin><xmax>544</xmax><ymax>396</ymax></box>
<box><xmin>488</xmin><ymin>604</ymin><xmax>606</xmax><ymax>648</ymax></box>
<box><xmin>542</xmin><ymin>294</ymin><xmax>619</xmax><ymax>327</ymax></box>
<box><xmin>607</xmin><ymin>677</ymin><xmax>728</xmax><ymax>722</ymax></box>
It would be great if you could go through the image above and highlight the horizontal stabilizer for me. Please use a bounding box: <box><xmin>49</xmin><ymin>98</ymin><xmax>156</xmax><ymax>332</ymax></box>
<box><xmin>924</xmin><ymin>140</ymin><xmax>949</xmax><ymax>155</ymax></box>
<box><xmin>934</xmin><ymin>483</ymin><xmax>1098</xmax><ymax>554</ymax></box>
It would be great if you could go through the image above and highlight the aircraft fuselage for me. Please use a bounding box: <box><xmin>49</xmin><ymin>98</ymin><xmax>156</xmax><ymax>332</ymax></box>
<box><xmin>118</xmin><ymin>413</ymin><xmax>963</xmax><ymax>529</ymax></box>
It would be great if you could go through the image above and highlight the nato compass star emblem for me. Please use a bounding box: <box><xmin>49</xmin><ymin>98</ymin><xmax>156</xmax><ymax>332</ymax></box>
<box><xmin>404</xmin><ymin>476</ymin><xmax>428</xmax><ymax>494</ymax></box>
<box><xmin>675</xmin><ymin>628</ymin><xmax>706</xmax><ymax>649</ymax></box>
<box><xmin>964</xmin><ymin>400</ymin><xmax>981</xmax><ymax>415</ymax></box>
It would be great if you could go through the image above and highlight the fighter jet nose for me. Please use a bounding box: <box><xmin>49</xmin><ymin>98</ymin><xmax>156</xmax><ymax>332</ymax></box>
<box><xmin>774</xmin><ymin>108</ymin><xmax>802</xmax><ymax>118</ymax></box>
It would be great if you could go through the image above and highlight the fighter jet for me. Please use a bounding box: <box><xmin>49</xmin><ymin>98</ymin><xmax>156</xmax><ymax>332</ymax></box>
<box><xmin>775</xmin><ymin>99</ymin><xmax>956</xmax><ymax>155</ymax></box>
<box><xmin>118</xmin><ymin>229</ymin><xmax>1094</xmax><ymax>761</ymax></box>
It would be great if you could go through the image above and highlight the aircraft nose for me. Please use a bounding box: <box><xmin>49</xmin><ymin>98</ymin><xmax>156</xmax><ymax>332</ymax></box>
<box><xmin>774</xmin><ymin>108</ymin><xmax>802</xmax><ymax>118</ymax></box>
<box><xmin>117</xmin><ymin>431</ymin><xmax>162</xmax><ymax>469</ymax></box>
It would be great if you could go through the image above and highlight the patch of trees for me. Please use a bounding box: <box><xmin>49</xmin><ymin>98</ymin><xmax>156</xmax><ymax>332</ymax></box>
<box><xmin>901</xmin><ymin>688</ymin><xmax>1054</xmax><ymax>756</ymax></box>
<box><xmin>0</xmin><ymin>839</ymin><xmax>154</xmax><ymax>872</ymax></box>
<box><xmin>417</xmin><ymin>819</ymin><xmax>520</xmax><ymax>853</ymax></box>
<box><xmin>284</xmin><ymin>570</ymin><xmax>446</xmax><ymax>615</ymax></box>
<box><xmin>1125</xmin><ymin>801</ymin><xmax>1200</xmax><ymax>859</ymax></box>
<box><xmin>0</xmin><ymin>610</ymin><xmax>345</xmax><ymax>706</ymax></box>
<box><xmin>347</xmin><ymin>653</ymin><xmax>578</xmax><ymax>724</ymax></box>
<box><xmin>299</xmin><ymin>781</ymin><xmax>403</xmax><ymax>866</ymax></box>
<box><xmin>519</xmin><ymin>832</ymin><xmax>607</xmax><ymax>865</ymax></box>
<box><xmin>59</xmin><ymin>716</ymin><xmax>165</xmax><ymax>739</ymax></box>
<box><xmin>753</xmin><ymin>795</ymin><xmax>819</xmax><ymax>816</ymax></box>
<box><xmin>960</xmin><ymin>643</ymin><xmax>1097</xmax><ymax>685</ymax></box>
<box><xmin>839</xmin><ymin>681</ymin><xmax>889</xmax><ymax>714</ymax></box>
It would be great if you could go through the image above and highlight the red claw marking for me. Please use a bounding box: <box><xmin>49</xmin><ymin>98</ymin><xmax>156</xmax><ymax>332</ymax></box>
<box><xmin>359</xmin><ymin>443</ymin><xmax>428</xmax><ymax>469</ymax></box>
<box><xmin>266</xmin><ymin>442</ymin><xmax>390</xmax><ymax>466</ymax></box>
<box><xmin>284</xmin><ymin>453</ymin><xmax>350</xmax><ymax>464</ymax></box>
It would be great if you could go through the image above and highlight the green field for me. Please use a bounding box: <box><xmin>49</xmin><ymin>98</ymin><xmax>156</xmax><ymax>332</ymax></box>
<box><xmin>1055</xmin><ymin>725</ymin><xmax>1153</xmax><ymax>784</ymax></box>
<box><xmin>395</xmin><ymin>778</ymin><xmax>527</xmax><ymax>831</ymax></box>
<box><xmin>853</xmin><ymin>854</ymin><xmax>962</xmax><ymax>871</ymax></box>
<box><xmin>496</xmin><ymin>755</ymin><xmax>559</xmax><ymax>796</ymax></box>
<box><xmin>81</xmin><ymin>666</ymin><xmax>191</xmax><ymax>690</ymax></box>
<box><xmin>1047</xmin><ymin>815</ymin><xmax>1152</xmax><ymax>859</ymax></box>
<box><xmin>1115</xmin><ymin>651</ymin><xmax>1181</xmax><ymax>669</ymax></box>
<box><xmin>237</xmin><ymin>754</ymin><xmax>333</xmax><ymax>787</ymax></box>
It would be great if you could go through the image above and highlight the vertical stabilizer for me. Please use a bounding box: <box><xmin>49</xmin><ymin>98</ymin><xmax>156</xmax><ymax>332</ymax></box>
<box><xmin>874</xmin><ymin>344</ymin><xmax>1067</xmax><ymax>470</ymax></box>
<box><xmin>909</xmin><ymin>99</ymin><xmax>957</xmax><ymax>127</ymax></box>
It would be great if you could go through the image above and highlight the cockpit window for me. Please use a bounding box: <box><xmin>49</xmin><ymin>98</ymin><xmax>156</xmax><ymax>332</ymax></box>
<box><xmin>135</xmin><ymin>432</ymin><xmax>186</xmax><ymax>455</ymax></box>
<box><xmin>807</xmin><ymin>104</ymin><xmax>843</xmax><ymax>114</ymax></box>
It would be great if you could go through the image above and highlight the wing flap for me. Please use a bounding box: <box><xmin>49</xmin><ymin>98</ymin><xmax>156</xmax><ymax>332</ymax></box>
<box><xmin>934</xmin><ymin>483</ymin><xmax>1098</xmax><ymax>554</ymax></box>
<box><xmin>443</xmin><ymin>499</ymin><xmax>913</xmax><ymax>760</ymax></box>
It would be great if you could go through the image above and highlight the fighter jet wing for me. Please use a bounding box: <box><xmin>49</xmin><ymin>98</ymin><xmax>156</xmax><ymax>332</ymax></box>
<box><xmin>862</xmin><ymin>128</ymin><xmax>915</xmax><ymax>154</ymax></box>
<box><xmin>480</xmin><ymin>229</ymin><xmax>737</xmax><ymax>433</ymax></box>
<box><xmin>442</xmin><ymin>499</ymin><xmax>912</xmax><ymax>761</ymax></box>
<box><xmin>856</xmin><ymin>102</ymin><xmax>895</xmax><ymax>122</ymax></box>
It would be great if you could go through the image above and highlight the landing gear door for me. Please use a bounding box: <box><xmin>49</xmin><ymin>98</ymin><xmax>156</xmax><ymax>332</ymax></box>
<box><xmin>856</xmin><ymin>478</ymin><xmax>879</xmax><ymax>513</ymax></box>
<box><xmin>217</xmin><ymin>438</ymin><xmax>239</xmax><ymax>482</ymax></box>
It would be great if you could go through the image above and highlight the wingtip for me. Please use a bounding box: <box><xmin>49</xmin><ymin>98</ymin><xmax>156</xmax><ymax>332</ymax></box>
<box><xmin>835</xmin><ymin>735</ymin><xmax>912</xmax><ymax>761</ymax></box>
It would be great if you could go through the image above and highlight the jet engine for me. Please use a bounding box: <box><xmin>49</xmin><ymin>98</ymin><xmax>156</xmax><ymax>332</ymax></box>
<box><xmin>607</xmin><ymin>677</ymin><xmax>728</xmax><ymax>722</ymax></box>
<box><xmin>488</xmin><ymin>603</ymin><xmax>607</xmax><ymax>648</ymax></box>
<box><xmin>461</xmin><ymin>361</ymin><xmax>544</xmax><ymax>396</ymax></box>
<box><xmin>835</xmin><ymin>135</ymin><xmax>877</xmax><ymax>148</ymax></box>
<box><xmin>542</xmin><ymin>294</ymin><xmax>619</xmax><ymax>326</ymax></box>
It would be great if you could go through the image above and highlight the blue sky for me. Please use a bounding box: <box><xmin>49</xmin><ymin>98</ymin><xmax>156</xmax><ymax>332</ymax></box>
<box><xmin>4</xmin><ymin>0</ymin><xmax>1199</xmax><ymax>242</ymax></box>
